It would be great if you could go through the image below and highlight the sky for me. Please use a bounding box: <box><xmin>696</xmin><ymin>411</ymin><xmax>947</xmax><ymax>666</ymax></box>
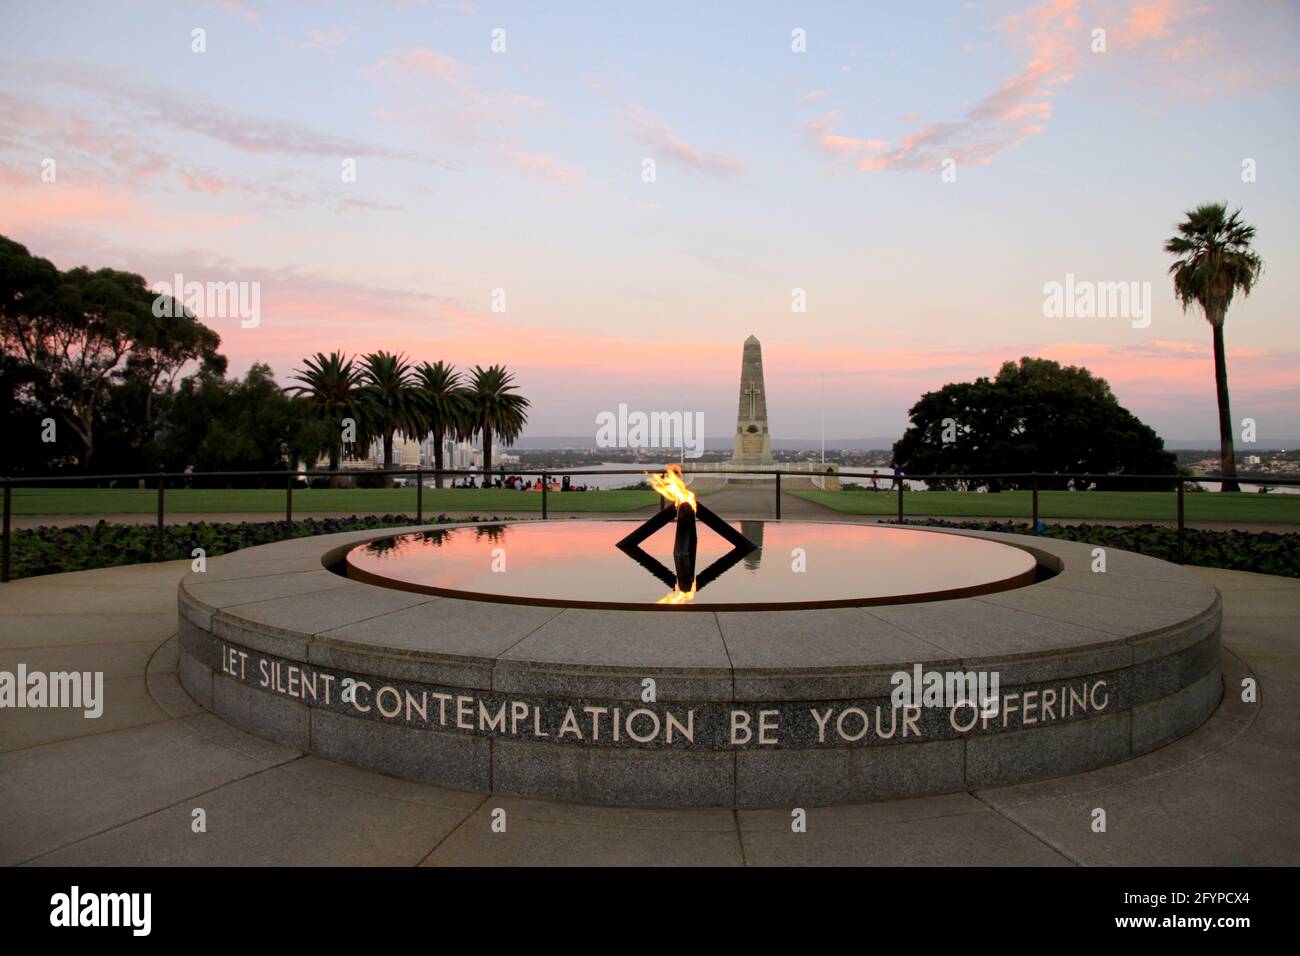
<box><xmin>1</xmin><ymin>0</ymin><xmax>1298</xmax><ymax>444</ymax></box>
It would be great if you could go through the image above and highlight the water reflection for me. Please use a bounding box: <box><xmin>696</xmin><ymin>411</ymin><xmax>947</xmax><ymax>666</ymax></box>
<box><xmin>347</xmin><ymin>520</ymin><xmax>1037</xmax><ymax>609</ymax></box>
<box><xmin>739</xmin><ymin>521</ymin><xmax>764</xmax><ymax>571</ymax></box>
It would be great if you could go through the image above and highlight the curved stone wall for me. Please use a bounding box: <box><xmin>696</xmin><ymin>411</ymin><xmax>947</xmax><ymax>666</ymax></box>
<box><xmin>177</xmin><ymin>523</ymin><xmax>1222</xmax><ymax>807</ymax></box>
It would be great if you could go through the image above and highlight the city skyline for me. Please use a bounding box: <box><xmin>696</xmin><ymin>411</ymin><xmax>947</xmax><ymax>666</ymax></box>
<box><xmin>2</xmin><ymin>0</ymin><xmax>1298</xmax><ymax>445</ymax></box>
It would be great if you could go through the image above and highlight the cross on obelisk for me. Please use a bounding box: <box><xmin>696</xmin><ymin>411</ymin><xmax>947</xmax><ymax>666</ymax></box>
<box><xmin>731</xmin><ymin>334</ymin><xmax>774</xmax><ymax>465</ymax></box>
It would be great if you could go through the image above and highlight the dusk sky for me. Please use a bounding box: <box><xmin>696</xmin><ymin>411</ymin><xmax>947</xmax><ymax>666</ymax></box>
<box><xmin>2</xmin><ymin>0</ymin><xmax>1297</xmax><ymax>443</ymax></box>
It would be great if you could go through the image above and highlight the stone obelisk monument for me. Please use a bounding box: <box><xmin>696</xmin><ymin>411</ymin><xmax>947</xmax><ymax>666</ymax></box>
<box><xmin>732</xmin><ymin>334</ymin><xmax>774</xmax><ymax>464</ymax></box>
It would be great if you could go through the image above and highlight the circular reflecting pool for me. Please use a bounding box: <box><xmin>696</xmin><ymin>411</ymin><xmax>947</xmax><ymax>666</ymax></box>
<box><xmin>343</xmin><ymin>520</ymin><xmax>1039</xmax><ymax>610</ymax></box>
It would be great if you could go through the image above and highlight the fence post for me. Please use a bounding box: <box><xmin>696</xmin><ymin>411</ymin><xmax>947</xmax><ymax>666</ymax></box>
<box><xmin>775</xmin><ymin>471</ymin><xmax>781</xmax><ymax>519</ymax></box>
<box><xmin>897</xmin><ymin>475</ymin><xmax>904</xmax><ymax>521</ymax></box>
<box><xmin>285</xmin><ymin>470</ymin><xmax>293</xmax><ymax>529</ymax></box>
<box><xmin>1177</xmin><ymin>478</ymin><xmax>1185</xmax><ymax>564</ymax></box>
<box><xmin>542</xmin><ymin>471</ymin><xmax>548</xmax><ymax>520</ymax></box>
<box><xmin>416</xmin><ymin>468</ymin><xmax>423</xmax><ymax>523</ymax></box>
<box><xmin>1031</xmin><ymin>474</ymin><xmax>1039</xmax><ymax>535</ymax></box>
<box><xmin>2</xmin><ymin>480</ymin><xmax>10</xmax><ymax>583</ymax></box>
<box><xmin>155</xmin><ymin>473</ymin><xmax>166</xmax><ymax>562</ymax></box>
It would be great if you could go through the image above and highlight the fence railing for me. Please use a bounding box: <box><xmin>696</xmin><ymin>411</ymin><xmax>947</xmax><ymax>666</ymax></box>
<box><xmin>2</xmin><ymin>466</ymin><xmax>1298</xmax><ymax>582</ymax></box>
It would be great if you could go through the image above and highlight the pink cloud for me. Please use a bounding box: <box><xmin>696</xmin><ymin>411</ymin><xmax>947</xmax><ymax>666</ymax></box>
<box><xmin>30</xmin><ymin>64</ymin><xmax>442</xmax><ymax>165</ymax></box>
<box><xmin>624</xmin><ymin>108</ymin><xmax>743</xmax><ymax>178</ymax></box>
<box><xmin>1120</xmin><ymin>0</ymin><xmax>1186</xmax><ymax>42</ymax></box>
<box><xmin>1113</xmin><ymin>1</ymin><xmax>1299</xmax><ymax>96</ymax></box>
<box><xmin>368</xmin><ymin>47</ymin><xmax>581</xmax><ymax>184</ymax></box>
<box><xmin>0</xmin><ymin>179</ymin><xmax>253</xmax><ymax>234</ymax></box>
<box><xmin>803</xmin><ymin>114</ymin><xmax>889</xmax><ymax>155</ymax></box>
<box><xmin>509</xmin><ymin>151</ymin><xmax>586</xmax><ymax>184</ymax></box>
<box><xmin>217</xmin><ymin>1</ymin><xmax>259</xmax><ymax>24</ymax></box>
<box><xmin>297</xmin><ymin>29</ymin><xmax>346</xmax><ymax>54</ymax></box>
<box><xmin>370</xmin><ymin>48</ymin><xmax>464</xmax><ymax>85</ymax></box>
<box><xmin>803</xmin><ymin>0</ymin><xmax>1082</xmax><ymax>173</ymax></box>
<box><xmin>0</xmin><ymin>185</ymin><xmax>133</xmax><ymax>227</ymax></box>
<box><xmin>178</xmin><ymin>170</ymin><xmax>229</xmax><ymax>195</ymax></box>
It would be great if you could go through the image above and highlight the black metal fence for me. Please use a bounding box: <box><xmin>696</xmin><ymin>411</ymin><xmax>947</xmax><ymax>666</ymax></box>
<box><xmin>2</xmin><ymin>466</ymin><xmax>1298</xmax><ymax>582</ymax></box>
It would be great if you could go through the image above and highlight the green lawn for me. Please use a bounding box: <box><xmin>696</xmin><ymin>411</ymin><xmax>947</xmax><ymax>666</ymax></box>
<box><xmin>8</xmin><ymin>486</ymin><xmax>659</xmax><ymax>515</ymax></box>
<box><xmin>790</xmin><ymin>489</ymin><xmax>1300</xmax><ymax>524</ymax></box>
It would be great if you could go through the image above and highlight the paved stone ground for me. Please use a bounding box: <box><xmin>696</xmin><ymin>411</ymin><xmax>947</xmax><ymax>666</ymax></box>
<box><xmin>1</xmin><ymin>547</ymin><xmax>1295</xmax><ymax>866</ymax></box>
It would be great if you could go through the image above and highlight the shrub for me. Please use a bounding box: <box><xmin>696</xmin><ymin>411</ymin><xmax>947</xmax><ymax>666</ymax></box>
<box><xmin>7</xmin><ymin>514</ymin><xmax>513</xmax><ymax>580</ymax></box>
<box><xmin>890</xmin><ymin>518</ymin><xmax>1299</xmax><ymax>578</ymax></box>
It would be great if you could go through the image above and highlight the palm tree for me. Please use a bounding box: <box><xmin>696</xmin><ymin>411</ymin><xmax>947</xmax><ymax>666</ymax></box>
<box><xmin>465</xmin><ymin>364</ymin><xmax>529</xmax><ymax>485</ymax></box>
<box><xmin>358</xmin><ymin>351</ymin><xmax>423</xmax><ymax>488</ymax></box>
<box><xmin>414</xmin><ymin>360</ymin><xmax>471</xmax><ymax>488</ymax></box>
<box><xmin>287</xmin><ymin>351</ymin><xmax>363</xmax><ymax>486</ymax></box>
<box><xmin>1164</xmin><ymin>203</ymin><xmax>1264</xmax><ymax>492</ymax></box>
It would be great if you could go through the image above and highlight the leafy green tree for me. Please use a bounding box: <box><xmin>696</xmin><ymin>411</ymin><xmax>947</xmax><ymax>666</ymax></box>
<box><xmin>466</xmin><ymin>364</ymin><xmax>529</xmax><ymax>484</ymax></box>
<box><xmin>122</xmin><ymin>303</ymin><xmax>224</xmax><ymax>456</ymax></box>
<box><xmin>162</xmin><ymin>364</ymin><xmax>317</xmax><ymax>479</ymax></box>
<box><xmin>893</xmin><ymin>357</ymin><xmax>1176</xmax><ymax>490</ymax></box>
<box><xmin>414</xmin><ymin>360</ymin><xmax>471</xmax><ymax>487</ymax></box>
<box><xmin>1164</xmin><ymin>203</ymin><xmax>1264</xmax><ymax>492</ymax></box>
<box><xmin>0</xmin><ymin>353</ymin><xmax>64</xmax><ymax>474</ymax></box>
<box><xmin>288</xmin><ymin>351</ymin><xmax>364</xmax><ymax>484</ymax></box>
<box><xmin>358</xmin><ymin>350</ymin><xmax>423</xmax><ymax>488</ymax></box>
<box><xmin>1</xmin><ymin>258</ymin><xmax>140</xmax><ymax>464</ymax></box>
<box><xmin>0</xmin><ymin>235</ymin><xmax>222</xmax><ymax>471</ymax></box>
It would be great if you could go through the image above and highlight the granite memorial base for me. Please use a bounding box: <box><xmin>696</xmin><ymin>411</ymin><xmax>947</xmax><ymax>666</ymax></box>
<box><xmin>177</xmin><ymin>522</ymin><xmax>1221</xmax><ymax>808</ymax></box>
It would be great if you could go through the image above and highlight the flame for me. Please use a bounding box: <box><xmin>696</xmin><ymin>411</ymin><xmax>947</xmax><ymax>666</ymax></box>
<box><xmin>649</xmin><ymin>464</ymin><xmax>697</xmax><ymax>511</ymax></box>
<box><xmin>658</xmin><ymin>581</ymin><xmax>698</xmax><ymax>604</ymax></box>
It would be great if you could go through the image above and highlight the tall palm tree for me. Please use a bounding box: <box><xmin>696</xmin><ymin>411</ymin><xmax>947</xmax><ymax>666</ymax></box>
<box><xmin>287</xmin><ymin>351</ymin><xmax>363</xmax><ymax>486</ymax></box>
<box><xmin>1164</xmin><ymin>203</ymin><xmax>1264</xmax><ymax>492</ymax></box>
<box><xmin>358</xmin><ymin>351</ymin><xmax>423</xmax><ymax>488</ymax></box>
<box><xmin>414</xmin><ymin>360</ymin><xmax>471</xmax><ymax>488</ymax></box>
<box><xmin>466</xmin><ymin>364</ymin><xmax>529</xmax><ymax>485</ymax></box>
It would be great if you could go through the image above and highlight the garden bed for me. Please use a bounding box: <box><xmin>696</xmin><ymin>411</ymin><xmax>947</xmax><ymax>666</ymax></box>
<box><xmin>889</xmin><ymin>518</ymin><xmax>1300</xmax><ymax>578</ymax></box>
<box><xmin>4</xmin><ymin>514</ymin><xmax>517</xmax><ymax>580</ymax></box>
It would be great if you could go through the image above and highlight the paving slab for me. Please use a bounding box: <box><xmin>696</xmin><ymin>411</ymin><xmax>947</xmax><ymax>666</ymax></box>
<box><xmin>0</xmin><ymin>611</ymin><xmax>178</xmax><ymax>647</ymax></box>
<box><xmin>215</xmin><ymin>583</ymin><xmax>434</xmax><ymax>638</ymax></box>
<box><xmin>26</xmin><ymin>758</ymin><xmax>471</xmax><ymax>867</ymax></box>
<box><xmin>494</xmin><ymin>607</ymin><xmax>733</xmax><ymax>700</ymax></box>
<box><xmin>313</xmin><ymin>597</ymin><xmax>561</xmax><ymax>689</ymax></box>
<box><xmin>980</xmin><ymin>740</ymin><xmax>1300</xmax><ymax>866</ymax></box>
<box><xmin>978</xmin><ymin>585</ymin><xmax>1207</xmax><ymax>637</ymax></box>
<box><xmin>1</xmin><ymin>543</ymin><xmax>1295</xmax><ymax>866</ymax></box>
<box><xmin>867</xmin><ymin>599</ymin><xmax>1125</xmax><ymax>660</ymax></box>
<box><xmin>738</xmin><ymin>802</ymin><xmax>1072</xmax><ymax>866</ymax></box>
<box><xmin>0</xmin><ymin>638</ymin><xmax>162</xmax><ymax>679</ymax></box>
<box><xmin>1043</xmin><ymin>569</ymin><xmax>1219</xmax><ymax>611</ymax></box>
<box><xmin>424</xmin><ymin>798</ymin><xmax>743</xmax><ymax>866</ymax></box>
<box><xmin>0</xmin><ymin>675</ymin><xmax>169</xmax><ymax>753</ymax></box>
<box><xmin>717</xmin><ymin>607</ymin><xmax>952</xmax><ymax>701</ymax></box>
<box><xmin>183</xmin><ymin>569</ymin><xmax>352</xmax><ymax>611</ymax></box>
<box><xmin>272</xmin><ymin>755</ymin><xmax>485</xmax><ymax>812</ymax></box>
<box><xmin>0</xmin><ymin>715</ymin><xmax>299</xmax><ymax>865</ymax></box>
